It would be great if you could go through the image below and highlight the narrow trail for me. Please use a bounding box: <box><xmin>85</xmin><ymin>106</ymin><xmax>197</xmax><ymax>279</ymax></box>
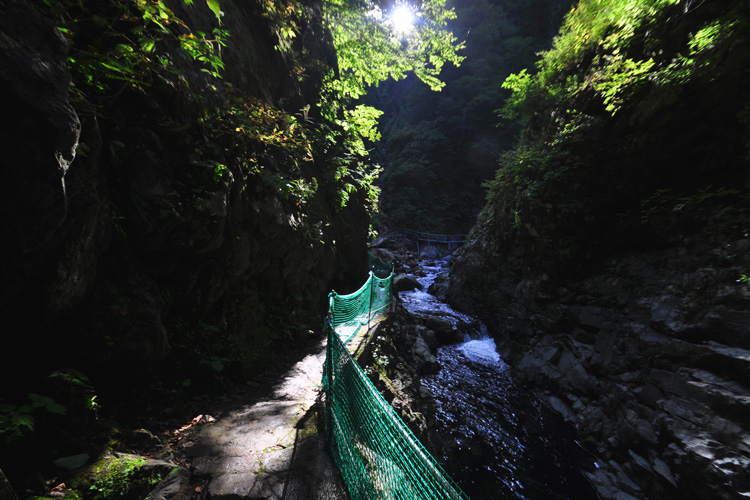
<box><xmin>171</xmin><ymin>336</ymin><xmax>346</xmax><ymax>499</ymax></box>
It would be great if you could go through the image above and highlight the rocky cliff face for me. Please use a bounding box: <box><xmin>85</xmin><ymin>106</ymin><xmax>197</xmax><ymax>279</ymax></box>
<box><xmin>448</xmin><ymin>1</ymin><xmax>750</xmax><ymax>498</ymax></box>
<box><xmin>451</xmin><ymin>203</ymin><xmax>750</xmax><ymax>499</ymax></box>
<box><xmin>0</xmin><ymin>0</ymin><xmax>368</xmax><ymax>402</ymax></box>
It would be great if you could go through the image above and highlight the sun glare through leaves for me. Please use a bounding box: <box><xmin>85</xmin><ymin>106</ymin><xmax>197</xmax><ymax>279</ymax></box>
<box><xmin>390</xmin><ymin>4</ymin><xmax>415</xmax><ymax>33</ymax></box>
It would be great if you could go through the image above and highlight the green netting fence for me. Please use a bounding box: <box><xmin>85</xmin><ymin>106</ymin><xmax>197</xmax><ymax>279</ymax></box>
<box><xmin>323</xmin><ymin>271</ymin><xmax>470</xmax><ymax>500</ymax></box>
<box><xmin>369</xmin><ymin>252</ymin><xmax>395</xmax><ymax>279</ymax></box>
<box><xmin>327</xmin><ymin>271</ymin><xmax>394</xmax><ymax>345</ymax></box>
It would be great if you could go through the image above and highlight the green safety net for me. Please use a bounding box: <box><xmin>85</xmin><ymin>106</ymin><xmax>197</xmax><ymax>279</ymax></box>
<box><xmin>328</xmin><ymin>271</ymin><xmax>394</xmax><ymax>345</ymax></box>
<box><xmin>323</xmin><ymin>271</ymin><xmax>470</xmax><ymax>500</ymax></box>
<box><xmin>369</xmin><ymin>252</ymin><xmax>395</xmax><ymax>279</ymax></box>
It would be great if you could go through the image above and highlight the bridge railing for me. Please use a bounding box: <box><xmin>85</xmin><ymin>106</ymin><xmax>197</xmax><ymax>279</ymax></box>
<box><xmin>404</xmin><ymin>230</ymin><xmax>467</xmax><ymax>257</ymax></box>
<box><xmin>323</xmin><ymin>270</ymin><xmax>469</xmax><ymax>500</ymax></box>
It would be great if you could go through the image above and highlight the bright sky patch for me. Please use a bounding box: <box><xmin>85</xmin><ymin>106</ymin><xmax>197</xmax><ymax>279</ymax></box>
<box><xmin>390</xmin><ymin>4</ymin><xmax>415</xmax><ymax>33</ymax></box>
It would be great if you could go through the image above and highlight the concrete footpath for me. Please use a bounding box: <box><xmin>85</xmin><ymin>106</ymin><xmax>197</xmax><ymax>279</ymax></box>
<box><xmin>174</xmin><ymin>335</ymin><xmax>344</xmax><ymax>499</ymax></box>
<box><xmin>172</xmin><ymin>322</ymin><xmax>381</xmax><ymax>500</ymax></box>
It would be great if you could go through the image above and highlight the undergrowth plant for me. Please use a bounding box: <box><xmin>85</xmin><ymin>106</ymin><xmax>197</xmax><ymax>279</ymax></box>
<box><xmin>34</xmin><ymin>0</ymin><xmax>227</xmax><ymax>95</ymax></box>
<box><xmin>0</xmin><ymin>369</ymin><xmax>98</xmax><ymax>444</ymax></box>
<box><xmin>0</xmin><ymin>394</ymin><xmax>66</xmax><ymax>443</ymax></box>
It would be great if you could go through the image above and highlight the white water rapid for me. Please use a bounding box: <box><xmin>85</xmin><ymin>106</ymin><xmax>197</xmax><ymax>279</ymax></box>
<box><xmin>400</xmin><ymin>258</ymin><xmax>597</xmax><ymax>500</ymax></box>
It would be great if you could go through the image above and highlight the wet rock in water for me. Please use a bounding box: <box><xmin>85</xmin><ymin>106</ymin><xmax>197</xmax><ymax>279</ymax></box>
<box><xmin>356</xmin><ymin>313</ymin><xmax>440</xmax><ymax>450</ymax></box>
<box><xmin>370</xmin><ymin>247</ymin><xmax>397</xmax><ymax>266</ymax></box>
<box><xmin>428</xmin><ymin>271</ymin><xmax>450</xmax><ymax>301</ymax></box>
<box><xmin>425</xmin><ymin>316</ymin><xmax>462</xmax><ymax>345</ymax></box>
<box><xmin>394</xmin><ymin>273</ymin><xmax>423</xmax><ymax>291</ymax></box>
<box><xmin>418</xmin><ymin>385</ymin><xmax>438</xmax><ymax>418</ymax></box>
<box><xmin>547</xmin><ymin>395</ymin><xmax>575</xmax><ymax>422</ymax></box>
<box><xmin>415</xmin><ymin>325</ymin><xmax>440</xmax><ymax>351</ymax></box>
<box><xmin>412</xmin><ymin>335</ymin><xmax>440</xmax><ymax>375</ymax></box>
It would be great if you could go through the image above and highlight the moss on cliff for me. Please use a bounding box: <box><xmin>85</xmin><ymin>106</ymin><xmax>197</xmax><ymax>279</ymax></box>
<box><xmin>477</xmin><ymin>0</ymin><xmax>750</xmax><ymax>278</ymax></box>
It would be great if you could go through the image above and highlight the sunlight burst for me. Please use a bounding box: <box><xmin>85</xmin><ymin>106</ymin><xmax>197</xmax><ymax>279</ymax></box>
<box><xmin>390</xmin><ymin>4</ymin><xmax>415</xmax><ymax>34</ymax></box>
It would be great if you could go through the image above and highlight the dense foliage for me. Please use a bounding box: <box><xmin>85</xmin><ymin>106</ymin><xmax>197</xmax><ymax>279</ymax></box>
<box><xmin>319</xmin><ymin>0</ymin><xmax>466</xmax><ymax>223</ymax></box>
<box><xmin>323</xmin><ymin>0</ymin><xmax>464</xmax><ymax>100</ymax></box>
<box><xmin>32</xmin><ymin>0</ymin><xmax>464</xmax><ymax>232</ymax></box>
<box><xmin>12</xmin><ymin>0</ymin><xmax>463</xmax><ymax>382</ymax></box>
<box><xmin>480</xmin><ymin>0</ymin><xmax>750</xmax><ymax>274</ymax></box>
<box><xmin>1</xmin><ymin>0</ymin><xmax>464</xmax><ymax>494</ymax></box>
<box><xmin>370</xmin><ymin>0</ymin><xmax>569</xmax><ymax>233</ymax></box>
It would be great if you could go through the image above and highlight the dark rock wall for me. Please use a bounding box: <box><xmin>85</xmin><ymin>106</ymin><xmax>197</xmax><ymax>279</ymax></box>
<box><xmin>451</xmin><ymin>207</ymin><xmax>750</xmax><ymax>499</ymax></box>
<box><xmin>448</xmin><ymin>3</ymin><xmax>750</xmax><ymax>499</ymax></box>
<box><xmin>0</xmin><ymin>0</ymin><xmax>368</xmax><ymax>397</ymax></box>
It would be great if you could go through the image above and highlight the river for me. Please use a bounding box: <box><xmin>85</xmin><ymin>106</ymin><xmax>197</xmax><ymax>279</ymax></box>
<box><xmin>400</xmin><ymin>258</ymin><xmax>598</xmax><ymax>500</ymax></box>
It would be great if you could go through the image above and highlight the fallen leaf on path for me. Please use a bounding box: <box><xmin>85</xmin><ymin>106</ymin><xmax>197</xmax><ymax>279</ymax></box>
<box><xmin>173</xmin><ymin>414</ymin><xmax>217</xmax><ymax>435</ymax></box>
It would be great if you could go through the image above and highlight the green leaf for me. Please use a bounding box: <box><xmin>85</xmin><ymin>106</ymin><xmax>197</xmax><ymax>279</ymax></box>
<box><xmin>46</xmin><ymin>403</ymin><xmax>68</xmax><ymax>416</ymax></box>
<box><xmin>206</xmin><ymin>0</ymin><xmax>221</xmax><ymax>22</ymax></box>
<box><xmin>87</xmin><ymin>395</ymin><xmax>99</xmax><ymax>411</ymax></box>
<box><xmin>28</xmin><ymin>393</ymin><xmax>54</xmax><ymax>408</ymax></box>
<box><xmin>199</xmin><ymin>322</ymin><xmax>221</xmax><ymax>333</ymax></box>
<box><xmin>141</xmin><ymin>38</ymin><xmax>157</xmax><ymax>53</ymax></box>
<box><xmin>49</xmin><ymin>369</ymin><xmax>93</xmax><ymax>388</ymax></box>
<box><xmin>114</xmin><ymin>43</ymin><xmax>134</xmax><ymax>55</ymax></box>
<box><xmin>11</xmin><ymin>414</ymin><xmax>34</xmax><ymax>430</ymax></box>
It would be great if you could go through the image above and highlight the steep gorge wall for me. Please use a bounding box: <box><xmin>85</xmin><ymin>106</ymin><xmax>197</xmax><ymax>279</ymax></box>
<box><xmin>451</xmin><ymin>208</ymin><xmax>750</xmax><ymax>500</ymax></box>
<box><xmin>0</xmin><ymin>0</ymin><xmax>368</xmax><ymax>400</ymax></box>
<box><xmin>449</xmin><ymin>1</ymin><xmax>750</xmax><ymax>499</ymax></box>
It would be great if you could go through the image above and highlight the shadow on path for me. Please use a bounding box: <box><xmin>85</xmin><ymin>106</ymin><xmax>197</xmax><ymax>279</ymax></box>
<box><xmin>278</xmin><ymin>399</ymin><xmax>344</xmax><ymax>500</ymax></box>
<box><xmin>172</xmin><ymin>335</ymin><xmax>348</xmax><ymax>499</ymax></box>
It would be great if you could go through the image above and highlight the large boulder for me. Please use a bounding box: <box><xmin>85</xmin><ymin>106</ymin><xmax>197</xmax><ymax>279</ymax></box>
<box><xmin>412</xmin><ymin>335</ymin><xmax>440</xmax><ymax>375</ymax></box>
<box><xmin>394</xmin><ymin>273</ymin><xmax>423</xmax><ymax>292</ymax></box>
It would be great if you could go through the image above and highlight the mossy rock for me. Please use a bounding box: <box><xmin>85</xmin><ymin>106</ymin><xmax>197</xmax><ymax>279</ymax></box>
<box><xmin>69</xmin><ymin>452</ymin><xmax>183</xmax><ymax>500</ymax></box>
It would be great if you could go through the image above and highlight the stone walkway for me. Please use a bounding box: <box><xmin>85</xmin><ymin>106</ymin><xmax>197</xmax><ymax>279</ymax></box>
<box><xmin>175</xmin><ymin>336</ymin><xmax>347</xmax><ymax>500</ymax></box>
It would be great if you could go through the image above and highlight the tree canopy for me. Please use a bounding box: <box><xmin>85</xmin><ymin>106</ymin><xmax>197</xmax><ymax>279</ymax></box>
<box><xmin>368</xmin><ymin>0</ymin><xmax>569</xmax><ymax>233</ymax></box>
<box><xmin>315</xmin><ymin>0</ymin><xmax>466</xmax><ymax>173</ymax></box>
<box><xmin>323</xmin><ymin>0</ymin><xmax>465</xmax><ymax>100</ymax></box>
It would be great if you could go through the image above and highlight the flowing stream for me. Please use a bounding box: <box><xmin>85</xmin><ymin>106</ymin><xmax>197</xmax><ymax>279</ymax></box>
<box><xmin>400</xmin><ymin>258</ymin><xmax>598</xmax><ymax>500</ymax></box>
